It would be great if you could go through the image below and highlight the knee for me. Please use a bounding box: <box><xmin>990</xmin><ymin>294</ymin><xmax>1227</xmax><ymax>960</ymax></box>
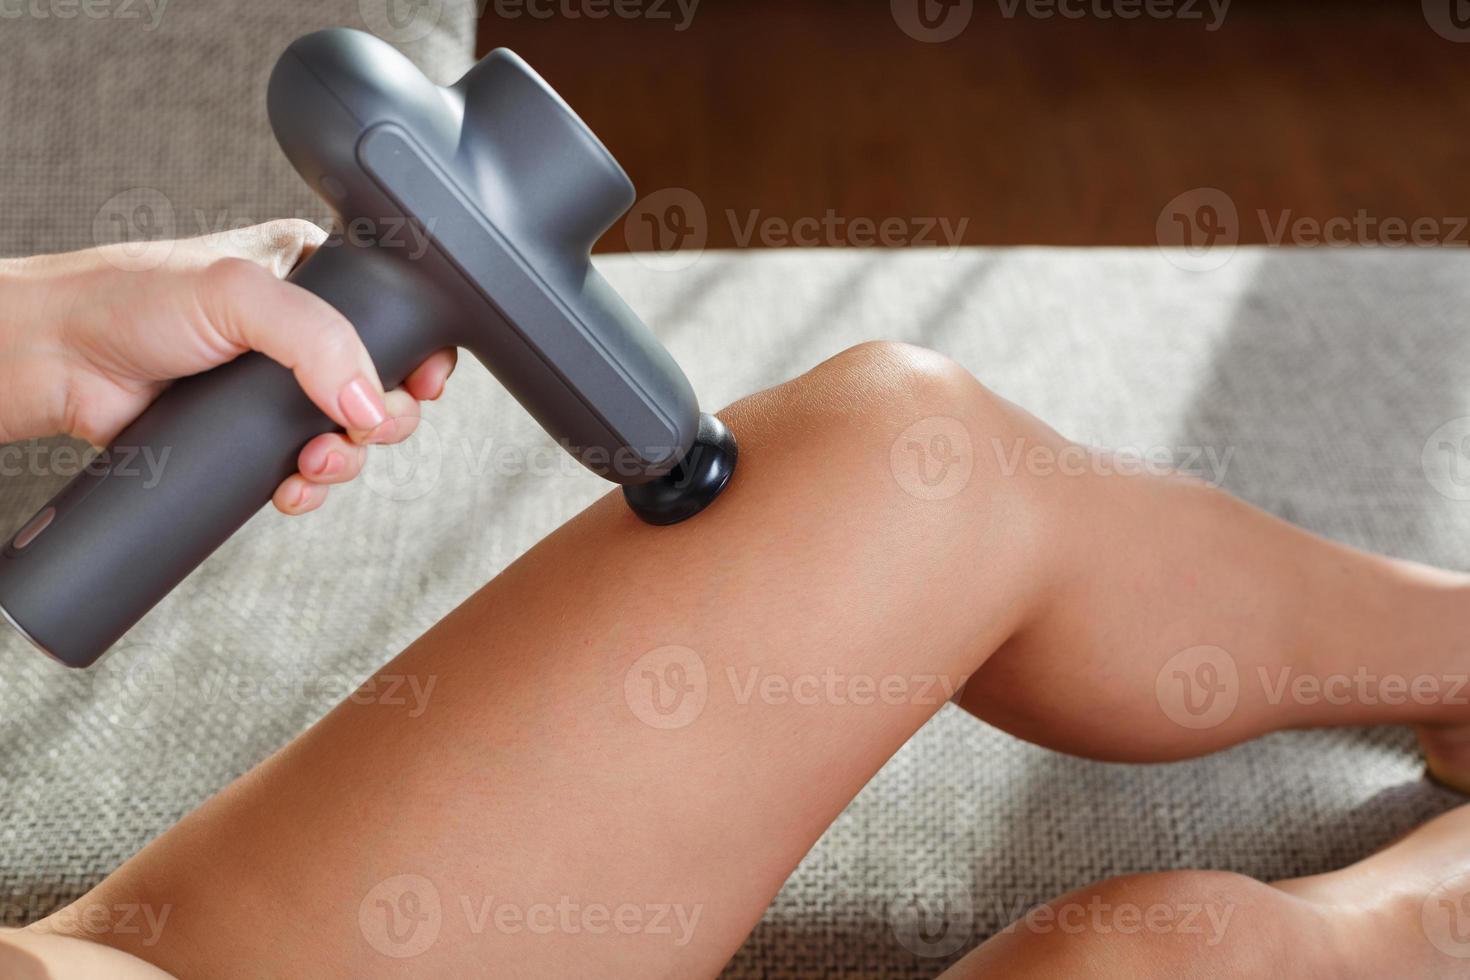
<box><xmin>745</xmin><ymin>340</ymin><xmax>1040</xmax><ymax>471</ymax></box>
<box><xmin>724</xmin><ymin>340</ymin><xmax>1066</xmax><ymax>539</ymax></box>
<box><xmin>793</xmin><ymin>341</ymin><xmax>988</xmax><ymax>430</ymax></box>
<box><xmin>708</xmin><ymin>342</ymin><xmax>1070</xmax><ymax>629</ymax></box>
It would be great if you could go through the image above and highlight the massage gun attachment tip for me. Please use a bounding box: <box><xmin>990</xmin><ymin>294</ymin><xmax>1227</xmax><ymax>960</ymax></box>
<box><xmin>623</xmin><ymin>413</ymin><xmax>738</xmax><ymax>526</ymax></box>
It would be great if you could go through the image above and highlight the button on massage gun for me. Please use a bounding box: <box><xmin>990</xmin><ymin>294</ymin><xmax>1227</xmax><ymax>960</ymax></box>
<box><xmin>0</xmin><ymin>28</ymin><xmax>737</xmax><ymax>668</ymax></box>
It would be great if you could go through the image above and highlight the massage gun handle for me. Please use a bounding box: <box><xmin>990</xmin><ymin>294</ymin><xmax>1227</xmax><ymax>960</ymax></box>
<box><xmin>0</xmin><ymin>242</ymin><xmax>456</xmax><ymax>669</ymax></box>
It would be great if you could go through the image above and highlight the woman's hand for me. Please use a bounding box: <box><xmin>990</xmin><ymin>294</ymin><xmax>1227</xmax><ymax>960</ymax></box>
<box><xmin>0</xmin><ymin>219</ymin><xmax>457</xmax><ymax>515</ymax></box>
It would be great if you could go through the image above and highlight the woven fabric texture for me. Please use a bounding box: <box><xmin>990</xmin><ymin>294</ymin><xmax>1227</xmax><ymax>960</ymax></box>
<box><xmin>0</xmin><ymin>0</ymin><xmax>475</xmax><ymax>261</ymax></box>
<box><xmin>0</xmin><ymin>10</ymin><xmax>1466</xmax><ymax>976</ymax></box>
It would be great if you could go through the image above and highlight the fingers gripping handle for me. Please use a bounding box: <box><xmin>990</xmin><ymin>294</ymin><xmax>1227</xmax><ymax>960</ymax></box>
<box><xmin>0</xmin><ymin>243</ymin><xmax>452</xmax><ymax>668</ymax></box>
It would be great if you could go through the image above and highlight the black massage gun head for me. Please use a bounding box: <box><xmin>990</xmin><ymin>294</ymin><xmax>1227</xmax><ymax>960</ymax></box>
<box><xmin>623</xmin><ymin>414</ymin><xmax>738</xmax><ymax>526</ymax></box>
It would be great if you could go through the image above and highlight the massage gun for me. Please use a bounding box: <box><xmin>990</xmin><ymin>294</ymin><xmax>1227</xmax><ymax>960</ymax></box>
<box><xmin>0</xmin><ymin>28</ymin><xmax>737</xmax><ymax>669</ymax></box>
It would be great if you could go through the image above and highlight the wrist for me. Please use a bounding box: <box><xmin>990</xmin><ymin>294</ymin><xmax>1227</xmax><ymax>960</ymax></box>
<box><xmin>0</xmin><ymin>257</ymin><xmax>71</xmax><ymax>443</ymax></box>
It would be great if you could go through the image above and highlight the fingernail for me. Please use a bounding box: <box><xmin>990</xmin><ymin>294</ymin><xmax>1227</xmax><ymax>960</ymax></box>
<box><xmin>294</xmin><ymin>483</ymin><xmax>311</xmax><ymax>510</ymax></box>
<box><xmin>340</xmin><ymin>376</ymin><xmax>388</xmax><ymax>432</ymax></box>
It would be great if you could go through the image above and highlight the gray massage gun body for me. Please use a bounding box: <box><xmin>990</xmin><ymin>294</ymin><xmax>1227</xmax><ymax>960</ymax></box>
<box><xmin>0</xmin><ymin>29</ymin><xmax>723</xmax><ymax>668</ymax></box>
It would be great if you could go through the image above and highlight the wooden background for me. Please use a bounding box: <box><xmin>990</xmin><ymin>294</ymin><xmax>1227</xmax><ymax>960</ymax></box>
<box><xmin>476</xmin><ymin>0</ymin><xmax>1470</xmax><ymax>252</ymax></box>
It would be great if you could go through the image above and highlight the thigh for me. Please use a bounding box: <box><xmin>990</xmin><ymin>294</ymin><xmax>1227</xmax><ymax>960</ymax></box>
<box><xmin>50</xmin><ymin>343</ymin><xmax>1061</xmax><ymax>979</ymax></box>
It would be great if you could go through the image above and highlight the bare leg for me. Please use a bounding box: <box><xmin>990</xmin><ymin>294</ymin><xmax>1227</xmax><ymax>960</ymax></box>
<box><xmin>957</xmin><ymin>438</ymin><xmax>1470</xmax><ymax>769</ymax></box>
<box><xmin>21</xmin><ymin>342</ymin><xmax>1470</xmax><ymax>977</ymax></box>
<box><xmin>943</xmin><ymin>804</ymin><xmax>1470</xmax><ymax>979</ymax></box>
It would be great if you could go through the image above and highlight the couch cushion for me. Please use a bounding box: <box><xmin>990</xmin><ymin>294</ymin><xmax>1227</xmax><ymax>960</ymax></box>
<box><xmin>0</xmin><ymin>0</ymin><xmax>474</xmax><ymax>260</ymax></box>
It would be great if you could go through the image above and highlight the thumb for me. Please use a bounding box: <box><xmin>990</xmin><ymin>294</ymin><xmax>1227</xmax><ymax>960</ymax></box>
<box><xmin>193</xmin><ymin>256</ymin><xmax>390</xmax><ymax>437</ymax></box>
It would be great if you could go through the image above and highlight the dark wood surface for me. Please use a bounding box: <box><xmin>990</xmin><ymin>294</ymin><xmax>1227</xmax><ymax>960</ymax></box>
<box><xmin>476</xmin><ymin>1</ymin><xmax>1470</xmax><ymax>251</ymax></box>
